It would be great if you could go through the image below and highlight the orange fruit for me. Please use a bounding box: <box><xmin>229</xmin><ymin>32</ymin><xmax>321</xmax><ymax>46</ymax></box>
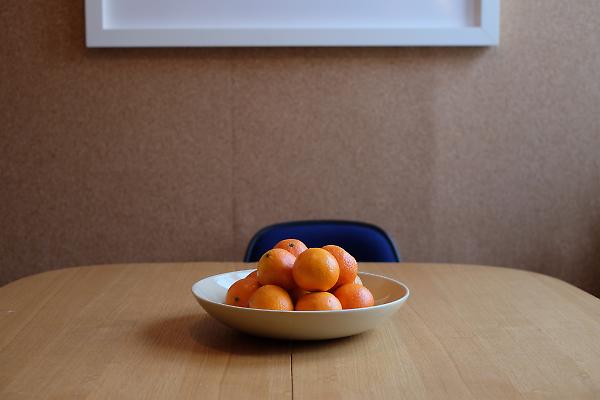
<box><xmin>248</xmin><ymin>285</ymin><xmax>293</xmax><ymax>311</ymax></box>
<box><xmin>225</xmin><ymin>278</ymin><xmax>261</xmax><ymax>308</ymax></box>
<box><xmin>274</xmin><ymin>239</ymin><xmax>308</xmax><ymax>257</ymax></box>
<box><xmin>333</xmin><ymin>283</ymin><xmax>375</xmax><ymax>309</ymax></box>
<box><xmin>257</xmin><ymin>248</ymin><xmax>296</xmax><ymax>290</ymax></box>
<box><xmin>329</xmin><ymin>274</ymin><xmax>362</xmax><ymax>293</ymax></box>
<box><xmin>289</xmin><ymin>286</ymin><xmax>310</xmax><ymax>303</ymax></box>
<box><xmin>292</xmin><ymin>248</ymin><xmax>340</xmax><ymax>291</ymax></box>
<box><xmin>295</xmin><ymin>292</ymin><xmax>342</xmax><ymax>311</ymax></box>
<box><xmin>245</xmin><ymin>270</ymin><xmax>259</xmax><ymax>282</ymax></box>
<box><xmin>323</xmin><ymin>245</ymin><xmax>358</xmax><ymax>289</ymax></box>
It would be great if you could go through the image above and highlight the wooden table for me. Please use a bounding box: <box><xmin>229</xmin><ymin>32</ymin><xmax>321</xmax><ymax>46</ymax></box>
<box><xmin>1</xmin><ymin>263</ymin><xmax>600</xmax><ymax>399</ymax></box>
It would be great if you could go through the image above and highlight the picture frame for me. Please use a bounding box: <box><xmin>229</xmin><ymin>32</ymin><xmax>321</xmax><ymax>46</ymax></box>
<box><xmin>85</xmin><ymin>0</ymin><xmax>500</xmax><ymax>47</ymax></box>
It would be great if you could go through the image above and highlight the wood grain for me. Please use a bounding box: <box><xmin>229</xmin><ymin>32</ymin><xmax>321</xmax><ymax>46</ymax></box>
<box><xmin>0</xmin><ymin>263</ymin><xmax>291</xmax><ymax>399</ymax></box>
<box><xmin>293</xmin><ymin>264</ymin><xmax>600</xmax><ymax>400</ymax></box>
<box><xmin>1</xmin><ymin>262</ymin><xmax>599</xmax><ymax>399</ymax></box>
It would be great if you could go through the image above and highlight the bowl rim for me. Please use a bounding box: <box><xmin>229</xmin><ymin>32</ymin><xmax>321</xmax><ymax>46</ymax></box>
<box><xmin>191</xmin><ymin>269</ymin><xmax>410</xmax><ymax>314</ymax></box>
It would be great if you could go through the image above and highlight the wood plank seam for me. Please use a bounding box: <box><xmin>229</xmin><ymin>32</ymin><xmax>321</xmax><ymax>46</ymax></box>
<box><xmin>290</xmin><ymin>352</ymin><xmax>294</xmax><ymax>400</ymax></box>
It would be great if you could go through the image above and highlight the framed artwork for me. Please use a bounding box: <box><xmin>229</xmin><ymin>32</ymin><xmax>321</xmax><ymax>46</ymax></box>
<box><xmin>85</xmin><ymin>0</ymin><xmax>500</xmax><ymax>47</ymax></box>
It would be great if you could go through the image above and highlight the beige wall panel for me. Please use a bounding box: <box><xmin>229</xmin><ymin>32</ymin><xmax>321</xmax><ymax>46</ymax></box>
<box><xmin>1</xmin><ymin>0</ymin><xmax>599</xmax><ymax>295</ymax></box>
<box><xmin>0</xmin><ymin>2</ymin><xmax>235</xmax><ymax>283</ymax></box>
<box><xmin>230</xmin><ymin>49</ymin><xmax>438</xmax><ymax>263</ymax></box>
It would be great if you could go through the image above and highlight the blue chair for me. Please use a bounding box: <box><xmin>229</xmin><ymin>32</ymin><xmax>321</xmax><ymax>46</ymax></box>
<box><xmin>244</xmin><ymin>220</ymin><xmax>400</xmax><ymax>263</ymax></box>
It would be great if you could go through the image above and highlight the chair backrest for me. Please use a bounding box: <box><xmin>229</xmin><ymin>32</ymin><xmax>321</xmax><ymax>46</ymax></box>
<box><xmin>244</xmin><ymin>220</ymin><xmax>400</xmax><ymax>263</ymax></box>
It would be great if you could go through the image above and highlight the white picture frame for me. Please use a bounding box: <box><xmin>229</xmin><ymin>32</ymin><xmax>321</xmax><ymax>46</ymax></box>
<box><xmin>85</xmin><ymin>0</ymin><xmax>500</xmax><ymax>47</ymax></box>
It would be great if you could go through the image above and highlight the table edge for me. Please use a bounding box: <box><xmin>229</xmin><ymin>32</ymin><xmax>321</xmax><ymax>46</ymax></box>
<box><xmin>2</xmin><ymin>262</ymin><xmax>597</xmax><ymax>301</ymax></box>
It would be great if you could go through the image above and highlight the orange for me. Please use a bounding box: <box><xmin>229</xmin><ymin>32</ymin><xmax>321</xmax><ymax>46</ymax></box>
<box><xmin>274</xmin><ymin>239</ymin><xmax>308</xmax><ymax>257</ymax></box>
<box><xmin>329</xmin><ymin>275</ymin><xmax>362</xmax><ymax>292</ymax></box>
<box><xmin>225</xmin><ymin>278</ymin><xmax>261</xmax><ymax>308</ymax></box>
<box><xmin>289</xmin><ymin>286</ymin><xmax>310</xmax><ymax>303</ymax></box>
<box><xmin>295</xmin><ymin>292</ymin><xmax>342</xmax><ymax>311</ymax></box>
<box><xmin>323</xmin><ymin>245</ymin><xmax>358</xmax><ymax>290</ymax></box>
<box><xmin>245</xmin><ymin>270</ymin><xmax>259</xmax><ymax>282</ymax></box>
<box><xmin>257</xmin><ymin>248</ymin><xmax>296</xmax><ymax>290</ymax></box>
<box><xmin>248</xmin><ymin>285</ymin><xmax>293</xmax><ymax>311</ymax></box>
<box><xmin>333</xmin><ymin>283</ymin><xmax>375</xmax><ymax>309</ymax></box>
<box><xmin>292</xmin><ymin>248</ymin><xmax>340</xmax><ymax>291</ymax></box>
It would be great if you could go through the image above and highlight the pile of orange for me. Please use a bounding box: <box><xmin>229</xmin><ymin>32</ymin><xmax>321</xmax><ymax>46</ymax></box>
<box><xmin>226</xmin><ymin>239</ymin><xmax>375</xmax><ymax>311</ymax></box>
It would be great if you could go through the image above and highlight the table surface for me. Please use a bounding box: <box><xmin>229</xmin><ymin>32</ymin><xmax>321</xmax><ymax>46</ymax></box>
<box><xmin>1</xmin><ymin>262</ymin><xmax>600</xmax><ymax>399</ymax></box>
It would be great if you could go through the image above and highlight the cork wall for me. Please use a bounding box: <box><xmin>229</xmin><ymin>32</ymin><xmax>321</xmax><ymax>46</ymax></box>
<box><xmin>1</xmin><ymin>1</ymin><xmax>599</xmax><ymax>294</ymax></box>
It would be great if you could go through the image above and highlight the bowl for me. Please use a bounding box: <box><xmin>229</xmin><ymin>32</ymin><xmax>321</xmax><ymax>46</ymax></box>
<box><xmin>191</xmin><ymin>269</ymin><xmax>409</xmax><ymax>340</ymax></box>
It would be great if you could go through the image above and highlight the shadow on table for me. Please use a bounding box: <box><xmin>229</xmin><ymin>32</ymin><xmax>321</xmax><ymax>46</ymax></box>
<box><xmin>140</xmin><ymin>313</ymin><xmax>367</xmax><ymax>357</ymax></box>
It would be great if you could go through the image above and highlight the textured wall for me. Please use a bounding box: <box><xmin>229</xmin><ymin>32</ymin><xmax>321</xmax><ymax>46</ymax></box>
<box><xmin>1</xmin><ymin>1</ymin><xmax>599</xmax><ymax>294</ymax></box>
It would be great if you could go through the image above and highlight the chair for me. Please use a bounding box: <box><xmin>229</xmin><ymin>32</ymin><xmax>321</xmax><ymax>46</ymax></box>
<box><xmin>244</xmin><ymin>220</ymin><xmax>400</xmax><ymax>263</ymax></box>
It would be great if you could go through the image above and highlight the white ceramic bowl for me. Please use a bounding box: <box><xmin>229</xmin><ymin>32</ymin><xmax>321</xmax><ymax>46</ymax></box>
<box><xmin>191</xmin><ymin>269</ymin><xmax>410</xmax><ymax>340</ymax></box>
